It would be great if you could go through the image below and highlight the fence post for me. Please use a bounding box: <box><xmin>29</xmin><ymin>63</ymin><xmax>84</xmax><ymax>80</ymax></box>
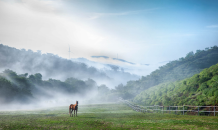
<box><xmin>175</xmin><ymin>106</ymin><xmax>177</xmax><ymax>115</ymax></box>
<box><xmin>126</xmin><ymin>102</ymin><xmax>218</xmax><ymax>117</ymax></box>
<box><xmin>187</xmin><ymin>106</ymin><xmax>188</xmax><ymax>115</ymax></box>
<box><xmin>177</xmin><ymin>106</ymin><xmax>178</xmax><ymax>115</ymax></box>
<box><xmin>183</xmin><ymin>106</ymin><xmax>184</xmax><ymax>115</ymax></box>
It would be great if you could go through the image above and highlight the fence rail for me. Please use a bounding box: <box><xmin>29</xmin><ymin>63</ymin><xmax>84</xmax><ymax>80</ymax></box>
<box><xmin>120</xmin><ymin>100</ymin><xmax>218</xmax><ymax>116</ymax></box>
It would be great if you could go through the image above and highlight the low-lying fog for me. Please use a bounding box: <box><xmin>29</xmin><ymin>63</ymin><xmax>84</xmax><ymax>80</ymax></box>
<box><xmin>0</xmin><ymin>89</ymin><xmax>110</xmax><ymax>111</ymax></box>
<box><xmin>0</xmin><ymin>66</ymin><xmax>119</xmax><ymax>111</ymax></box>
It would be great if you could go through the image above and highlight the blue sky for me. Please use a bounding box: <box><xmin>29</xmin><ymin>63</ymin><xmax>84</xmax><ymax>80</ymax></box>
<box><xmin>0</xmin><ymin>0</ymin><xmax>218</xmax><ymax>76</ymax></box>
<box><xmin>62</xmin><ymin>0</ymin><xmax>218</xmax><ymax>59</ymax></box>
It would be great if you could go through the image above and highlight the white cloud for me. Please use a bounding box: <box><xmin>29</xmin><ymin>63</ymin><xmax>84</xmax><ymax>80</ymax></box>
<box><xmin>88</xmin><ymin>8</ymin><xmax>159</xmax><ymax>20</ymax></box>
<box><xmin>157</xmin><ymin>33</ymin><xmax>196</xmax><ymax>38</ymax></box>
<box><xmin>0</xmin><ymin>0</ymin><xmax>106</xmax><ymax>59</ymax></box>
<box><xmin>206</xmin><ymin>25</ymin><xmax>218</xmax><ymax>28</ymax></box>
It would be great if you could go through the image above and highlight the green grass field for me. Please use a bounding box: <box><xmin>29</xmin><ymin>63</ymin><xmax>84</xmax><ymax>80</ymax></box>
<box><xmin>0</xmin><ymin>103</ymin><xmax>218</xmax><ymax>130</ymax></box>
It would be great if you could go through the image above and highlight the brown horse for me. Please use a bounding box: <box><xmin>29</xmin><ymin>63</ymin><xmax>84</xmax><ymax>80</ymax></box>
<box><xmin>69</xmin><ymin>101</ymin><xmax>78</xmax><ymax>117</ymax></box>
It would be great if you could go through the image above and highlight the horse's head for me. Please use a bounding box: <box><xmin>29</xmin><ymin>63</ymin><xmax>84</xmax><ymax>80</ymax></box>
<box><xmin>76</xmin><ymin>101</ymin><xmax>78</xmax><ymax>105</ymax></box>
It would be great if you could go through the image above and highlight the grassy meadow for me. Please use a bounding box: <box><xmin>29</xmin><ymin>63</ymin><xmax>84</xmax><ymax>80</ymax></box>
<box><xmin>0</xmin><ymin>103</ymin><xmax>218</xmax><ymax>130</ymax></box>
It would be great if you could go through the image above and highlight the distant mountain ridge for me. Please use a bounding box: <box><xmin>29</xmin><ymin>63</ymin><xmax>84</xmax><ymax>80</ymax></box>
<box><xmin>113</xmin><ymin>46</ymin><xmax>218</xmax><ymax>99</ymax></box>
<box><xmin>71</xmin><ymin>57</ymin><xmax>139</xmax><ymax>85</ymax></box>
<box><xmin>0</xmin><ymin>44</ymin><xmax>139</xmax><ymax>87</ymax></box>
<box><xmin>0</xmin><ymin>44</ymin><xmax>108</xmax><ymax>80</ymax></box>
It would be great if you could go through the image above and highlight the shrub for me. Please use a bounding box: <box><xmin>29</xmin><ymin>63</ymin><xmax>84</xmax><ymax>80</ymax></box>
<box><xmin>198</xmin><ymin>83</ymin><xmax>208</xmax><ymax>91</ymax></box>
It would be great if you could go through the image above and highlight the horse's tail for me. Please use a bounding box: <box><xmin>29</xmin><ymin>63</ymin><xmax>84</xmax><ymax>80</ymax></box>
<box><xmin>69</xmin><ymin>105</ymin><xmax>71</xmax><ymax>114</ymax></box>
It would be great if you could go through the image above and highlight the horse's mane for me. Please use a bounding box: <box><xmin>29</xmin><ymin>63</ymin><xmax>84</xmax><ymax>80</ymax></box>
<box><xmin>69</xmin><ymin>101</ymin><xmax>78</xmax><ymax>109</ymax></box>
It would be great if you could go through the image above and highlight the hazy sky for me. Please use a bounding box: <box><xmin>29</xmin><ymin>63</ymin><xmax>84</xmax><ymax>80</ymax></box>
<box><xmin>0</xmin><ymin>0</ymin><xmax>218</xmax><ymax>76</ymax></box>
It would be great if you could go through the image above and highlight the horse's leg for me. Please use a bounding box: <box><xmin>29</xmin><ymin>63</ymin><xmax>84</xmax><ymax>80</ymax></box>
<box><xmin>76</xmin><ymin>110</ymin><xmax>77</xmax><ymax>117</ymax></box>
<box><xmin>71</xmin><ymin>109</ymin><xmax>72</xmax><ymax>117</ymax></box>
<box><xmin>71</xmin><ymin>110</ymin><xmax>72</xmax><ymax>117</ymax></box>
<box><xmin>69</xmin><ymin>107</ymin><xmax>72</xmax><ymax>117</ymax></box>
<box><xmin>74</xmin><ymin>110</ymin><xmax>75</xmax><ymax>117</ymax></box>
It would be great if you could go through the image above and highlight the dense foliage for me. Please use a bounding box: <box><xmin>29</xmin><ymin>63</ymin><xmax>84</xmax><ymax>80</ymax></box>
<box><xmin>114</xmin><ymin>46</ymin><xmax>218</xmax><ymax>99</ymax></box>
<box><xmin>0</xmin><ymin>69</ymin><xmax>97</xmax><ymax>104</ymax></box>
<box><xmin>134</xmin><ymin>63</ymin><xmax>218</xmax><ymax>106</ymax></box>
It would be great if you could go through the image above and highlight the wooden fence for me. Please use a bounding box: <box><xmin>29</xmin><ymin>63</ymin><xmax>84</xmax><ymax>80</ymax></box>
<box><xmin>120</xmin><ymin>100</ymin><xmax>218</xmax><ymax>116</ymax></box>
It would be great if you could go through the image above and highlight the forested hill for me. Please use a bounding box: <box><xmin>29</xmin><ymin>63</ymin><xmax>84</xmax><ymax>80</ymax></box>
<box><xmin>134</xmin><ymin>63</ymin><xmax>218</xmax><ymax>106</ymax></box>
<box><xmin>114</xmin><ymin>46</ymin><xmax>218</xmax><ymax>99</ymax></box>
<box><xmin>0</xmin><ymin>44</ymin><xmax>139</xmax><ymax>86</ymax></box>
<box><xmin>0</xmin><ymin>69</ymin><xmax>97</xmax><ymax>104</ymax></box>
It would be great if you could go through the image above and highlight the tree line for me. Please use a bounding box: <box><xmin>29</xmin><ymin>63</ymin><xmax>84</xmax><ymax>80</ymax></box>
<box><xmin>0</xmin><ymin>69</ymin><xmax>98</xmax><ymax>104</ymax></box>
<box><xmin>134</xmin><ymin>63</ymin><xmax>218</xmax><ymax>106</ymax></box>
<box><xmin>111</xmin><ymin>45</ymin><xmax>218</xmax><ymax>100</ymax></box>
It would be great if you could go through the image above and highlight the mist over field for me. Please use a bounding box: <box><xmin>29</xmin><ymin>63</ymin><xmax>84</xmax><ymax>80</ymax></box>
<box><xmin>0</xmin><ymin>67</ymin><xmax>109</xmax><ymax>110</ymax></box>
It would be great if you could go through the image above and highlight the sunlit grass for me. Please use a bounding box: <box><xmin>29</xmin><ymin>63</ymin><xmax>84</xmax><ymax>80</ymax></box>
<box><xmin>0</xmin><ymin>103</ymin><xmax>218</xmax><ymax>129</ymax></box>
